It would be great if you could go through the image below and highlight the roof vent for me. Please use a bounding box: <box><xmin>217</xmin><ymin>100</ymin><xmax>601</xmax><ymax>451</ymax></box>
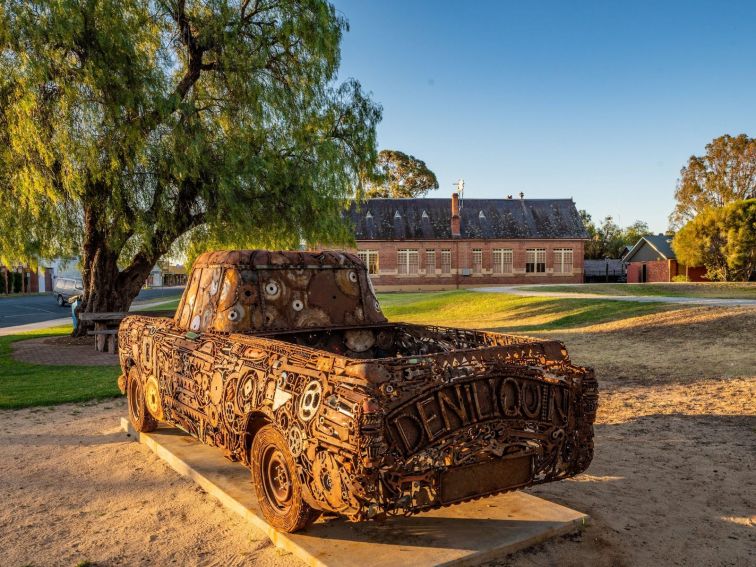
<box><xmin>365</xmin><ymin>211</ymin><xmax>373</xmax><ymax>219</ymax></box>
<box><xmin>519</xmin><ymin>192</ymin><xmax>524</xmax><ymax>199</ymax></box>
<box><xmin>478</xmin><ymin>210</ymin><xmax>486</xmax><ymax>219</ymax></box>
<box><xmin>421</xmin><ymin>210</ymin><xmax>429</xmax><ymax>219</ymax></box>
<box><xmin>394</xmin><ymin>210</ymin><xmax>401</xmax><ymax>219</ymax></box>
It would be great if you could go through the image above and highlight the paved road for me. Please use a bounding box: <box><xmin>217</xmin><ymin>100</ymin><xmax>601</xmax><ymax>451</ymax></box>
<box><xmin>471</xmin><ymin>285</ymin><xmax>756</xmax><ymax>307</ymax></box>
<box><xmin>0</xmin><ymin>286</ymin><xmax>184</xmax><ymax>329</ymax></box>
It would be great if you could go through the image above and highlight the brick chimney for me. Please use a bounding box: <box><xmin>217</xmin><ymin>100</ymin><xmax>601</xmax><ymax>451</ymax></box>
<box><xmin>451</xmin><ymin>192</ymin><xmax>461</xmax><ymax>238</ymax></box>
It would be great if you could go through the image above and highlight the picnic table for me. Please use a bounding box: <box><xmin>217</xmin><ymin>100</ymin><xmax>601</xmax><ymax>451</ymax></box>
<box><xmin>78</xmin><ymin>309</ymin><xmax>175</xmax><ymax>353</ymax></box>
<box><xmin>78</xmin><ymin>312</ymin><xmax>127</xmax><ymax>354</ymax></box>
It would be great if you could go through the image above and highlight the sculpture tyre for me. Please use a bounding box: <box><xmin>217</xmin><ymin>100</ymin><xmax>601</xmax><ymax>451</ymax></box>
<box><xmin>127</xmin><ymin>369</ymin><xmax>158</xmax><ymax>433</ymax></box>
<box><xmin>251</xmin><ymin>425</ymin><xmax>320</xmax><ymax>532</ymax></box>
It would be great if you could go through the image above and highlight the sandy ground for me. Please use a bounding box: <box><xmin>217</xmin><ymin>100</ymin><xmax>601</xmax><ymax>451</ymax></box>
<box><xmin>1</xmin><ymin>305</ymin><xmax>754</xmax><ymax>566</ymax></box>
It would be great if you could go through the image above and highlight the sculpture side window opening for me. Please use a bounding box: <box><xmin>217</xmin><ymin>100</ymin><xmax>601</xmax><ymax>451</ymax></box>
<box><xmin>119</xmin><ymin>250</ymin><xmax>598</xmax><ymax>532</ymax></box>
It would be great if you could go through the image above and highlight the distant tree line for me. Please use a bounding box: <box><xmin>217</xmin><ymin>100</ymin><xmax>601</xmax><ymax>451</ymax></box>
<box><xmin>579</xmin><ymin>212</ymin><xmax>653</xmax><ymax>260</ymax></box>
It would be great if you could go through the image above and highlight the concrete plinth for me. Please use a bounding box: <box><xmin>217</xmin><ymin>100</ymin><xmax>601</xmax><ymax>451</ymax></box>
<box><xmin>120</xmin><ymin>418</ymin><xmax>587</xmax><ymax>567</ymax></box>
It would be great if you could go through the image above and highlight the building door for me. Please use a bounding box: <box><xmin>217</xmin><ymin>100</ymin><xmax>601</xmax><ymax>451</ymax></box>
<box><xmin>44</xmin><ymin>269</ymin><xmax>53</xmax><ymax>293</ymax></box>
<box><xmin>641</xmin><ymin>264</ymin><xmax>647</xmax><ymax>283</ymax></box>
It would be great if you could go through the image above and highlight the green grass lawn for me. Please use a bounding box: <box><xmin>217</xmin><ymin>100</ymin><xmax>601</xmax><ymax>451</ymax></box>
<box><xmin>2</xmin><ymin>290</ymin><xmax>667</xmax><ymax>409</ymax></box>
<box><xmin>377</xmin><ymin>290</ymin><xmax>668</xmax><ymax>332</ymax></box>
<box><xmin>133</xmin><ymin>295</ymin><xmax>182</xmax><ymax>311</ymax></box>
<box><xmin>0</xmin><ymin>326</ymin><xmax>121</xmax><ymax>409</ymax></box>
<box><xmin>517</xmin><ymin>282</ymin><xmax>756</xmax><ymax>299</ymax></box>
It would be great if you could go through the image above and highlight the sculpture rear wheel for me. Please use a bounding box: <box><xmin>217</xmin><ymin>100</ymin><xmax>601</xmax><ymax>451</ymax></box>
<box><xmin>127</xmin><ymin>368</ymin><xmax>158</xmax><ymax>433</ymax></box>
<box><xmin>251</xmin><ymin>425</ymin><xmax>319</xmax><ymax>532</ymax></box>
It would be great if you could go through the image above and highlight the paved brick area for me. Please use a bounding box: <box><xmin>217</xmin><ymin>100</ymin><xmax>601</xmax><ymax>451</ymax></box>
<box><xmin>11</xmin><ymin>337</ymin><xmax>119</xmax><ymax>366</ymax></box>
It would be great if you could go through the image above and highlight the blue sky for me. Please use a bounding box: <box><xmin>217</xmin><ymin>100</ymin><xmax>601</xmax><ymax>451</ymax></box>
<box><xmin>332</xmin><ymin>0</ymin><xmax>756</xmax><ymax>232</ymax></box>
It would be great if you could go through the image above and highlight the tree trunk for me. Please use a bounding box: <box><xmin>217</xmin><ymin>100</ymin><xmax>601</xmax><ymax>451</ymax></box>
<box><xmin>73</xmin><ymin>210</ymin><xmax>159</xmax><ymax>336</ymax></box>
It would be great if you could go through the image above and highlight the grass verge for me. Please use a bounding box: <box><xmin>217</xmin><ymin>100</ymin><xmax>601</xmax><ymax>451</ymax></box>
<box><xmin>377</xmin><ymin>290</ymin><xmax>669</xmax><ymax>331</ymax></box>
<box><xmin>133</xmin><ymin>296</ymin><xmax>182</xmax><ymax>311</ymax></box>
<box><xmin>0</xmin><ymin>326</ymin><xmax>121</xmax><ymax>409</ymax></box>
<box><xmin>517</xmin><ymin>282</ymin><xmax>756</xmax><ymax>299</ymax></box>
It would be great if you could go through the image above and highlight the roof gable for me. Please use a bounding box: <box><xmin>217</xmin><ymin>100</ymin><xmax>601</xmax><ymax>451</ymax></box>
<box><xmin>624</xmin><ymin>235</ymin><xmax>676</xmax><ymax>262</ymax></box>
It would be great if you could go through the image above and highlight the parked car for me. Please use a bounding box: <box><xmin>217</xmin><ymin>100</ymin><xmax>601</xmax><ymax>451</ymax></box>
<box><xmin>118</xmin><ymin>250</ymin><xmax>598</xmax><ymax>532</ymax></box>
<box><xmin>53</xmin><ymin>277</ymin><xmax>83</xmax><ymax>307</ymax></box>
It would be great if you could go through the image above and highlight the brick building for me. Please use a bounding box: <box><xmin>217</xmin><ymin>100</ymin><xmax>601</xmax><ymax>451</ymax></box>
<box><xmin>625</xmin><ymin>234</ymin><xmax>707</xmax><ymax>283</ymax></box>
<box><xmin>347</xmin><ymin>194</ymin><xmax>588</xmax><ymax>290</ymax></box>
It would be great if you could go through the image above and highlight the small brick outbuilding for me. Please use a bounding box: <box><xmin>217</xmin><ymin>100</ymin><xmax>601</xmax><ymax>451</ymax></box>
<box><xmin>624</xmin><ymin>234</ymin><xmax>707</xmax><ymax>283</ymax></box>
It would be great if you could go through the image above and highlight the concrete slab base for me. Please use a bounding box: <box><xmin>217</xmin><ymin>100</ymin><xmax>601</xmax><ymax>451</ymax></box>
<box><xmin>120</xmin><ymin>418</ymin><xmax>588</xmax><ymax>567</ymax></box>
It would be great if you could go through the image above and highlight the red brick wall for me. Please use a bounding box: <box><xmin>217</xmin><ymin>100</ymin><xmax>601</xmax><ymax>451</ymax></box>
<box><xmin>351</xmin><ymin>239</ymin><xmax>585</xmax><ymax>290</ymax></box>
<box><xmin>627</xmin><ymin>260</ymin><xmax>672</xmax><ymax>283</ymax></box>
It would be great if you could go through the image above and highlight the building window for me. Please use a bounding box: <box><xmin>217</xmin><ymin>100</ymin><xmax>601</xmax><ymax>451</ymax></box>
<box><xmin>397</xmin><ymin>249</ymin><xmax>419</xmax><ymax>275</ymax></box>
<box><xmin>554</xmin><ymin>248</ymin><xmax>573</xmax><ymax>274</ymax></box>
<box><xmin>441</xmin><ymin>249</ymin><xmax>452</xmax><ymax>275</ymax></box>
<box><xmin>472</xmin><ymin>249</ymin><xmax>482</xmax><ymax>274</ymax></box>
<box><xmin>492</xmin><ymin>249</ymin><xmax>513</xmax><ymax>274</ymax></box>
<box><xmin>526</xmin><ymin>248</ymin><xmax>546</xmax><ymax>273</ymax></box>
<box><xmin>426</xmin><ymin>250</ymin><xmax>436</xmax><ymax>275</ymax></box>
<box><xmin>357</xmin><ymin>250</ymin><xmax>379</xmax><ymax>275</ymax></box>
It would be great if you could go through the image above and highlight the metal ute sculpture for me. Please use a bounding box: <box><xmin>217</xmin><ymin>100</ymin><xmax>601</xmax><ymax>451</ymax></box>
<box><xmin>118</xmin><ymin>250</ymin><xmax>598</xmax><ymax>532</ymax></box>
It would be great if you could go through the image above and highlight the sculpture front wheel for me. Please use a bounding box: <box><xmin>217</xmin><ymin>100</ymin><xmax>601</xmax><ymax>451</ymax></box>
<box><xmin>251</xmin><ymin>425</ymin><xmax>319</xmax><ymax>532</ymax></box>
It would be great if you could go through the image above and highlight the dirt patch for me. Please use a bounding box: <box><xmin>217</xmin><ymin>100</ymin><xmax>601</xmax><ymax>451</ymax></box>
<box><xmin>0</xmin><ymin>399</ymin><xmax>299</xmax><ymax>567</ymax></box>
<box><xmin>544</xmin><ymin>306</ymin><xmax>756</xmax><ymax>384</ymax></box>
<box><xmin>40</xmin><ymin>334</ymin><xmax>96</xmax><ymax>347</ymax></box>
<box><xmin>1</xmin><ymin>305</ymin><xmax>754</xmax><ymax>566</ymax></box>
<box><xmin>11</xmin><ymin>337</ymin><xmax>118</xmax><ymax>366</ymax></box>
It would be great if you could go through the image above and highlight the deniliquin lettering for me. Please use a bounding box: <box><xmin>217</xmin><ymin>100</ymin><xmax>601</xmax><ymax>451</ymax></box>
<box><xmin>388</xmin><ymin>376</ymin><xmax>571</xmax><ymax>455</ymax></box>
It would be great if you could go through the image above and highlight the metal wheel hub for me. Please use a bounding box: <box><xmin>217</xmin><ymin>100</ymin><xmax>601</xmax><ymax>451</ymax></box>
<box><xmin>262</xmin><ymin>448</ymin><xmax>293</xmax><ymax>511</ymax></box>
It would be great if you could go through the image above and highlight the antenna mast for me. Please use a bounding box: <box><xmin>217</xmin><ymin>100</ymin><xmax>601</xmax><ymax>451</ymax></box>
<box><xmin>454</xmin><ymin>179</ymin><xmax>465</xmax><ymax>210</ymax></box>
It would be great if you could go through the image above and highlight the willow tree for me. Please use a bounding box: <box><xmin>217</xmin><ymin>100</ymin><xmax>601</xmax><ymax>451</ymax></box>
<box><xmin>0</xmin><ymin>0</ymin><xmax>380</xmax><ymax>324</ymax></box>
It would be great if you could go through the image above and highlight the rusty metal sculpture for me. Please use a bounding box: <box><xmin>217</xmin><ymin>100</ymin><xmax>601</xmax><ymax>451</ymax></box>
<box><xmin>118</xmin><ymin>250</ymin><xmax>597</xmax><ymax>532</ymax></box>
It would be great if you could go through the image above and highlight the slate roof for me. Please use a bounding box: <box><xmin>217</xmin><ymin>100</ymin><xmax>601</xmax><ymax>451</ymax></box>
<box><xmin>624</xmin><ymin>234</ymin><xmax>676</xmax><ymax>262</ymax></box>
<box><xmin>348</xmin><ymin>198</ymin><xmax>589</xmax><ymax>240</ymax></box>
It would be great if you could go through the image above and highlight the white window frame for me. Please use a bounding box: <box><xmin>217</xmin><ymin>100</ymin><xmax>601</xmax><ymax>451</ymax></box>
<box><xmin>441</xmin><ymin>249</ymin><xmax>452</xmax><ymax>276</ymax></box>
<box><xmin>397</xmin><ymin>249</ymin><xmax>419</xmax><ymax>275</ymax></box>
<box><xmin>526</xmin><ymin>248</ymin><xmax>546</xmax><ymax>273</ymax></box>
<box><xmin>426</xmin><ymin>250</ymin><xmax>436</xmax><ymax>275</ymax></box>
<box><xmin>492</xmin><ymin>248</ymin><xmax>513</xmax><ymax>274</ymax></box>
<box><xmin>472</xmin><ymin>249</ymin><xmax>483</xmax><ymax>274</ymax></box>
<box><xmin>357</xmin><ymin>250</ymin><xmax>380</xmax><ymax>275</ymax></box>
<box><xmin>553</xmin><ymin>248</ymin><xmax>573</xmax><ymax>274</ymax></box>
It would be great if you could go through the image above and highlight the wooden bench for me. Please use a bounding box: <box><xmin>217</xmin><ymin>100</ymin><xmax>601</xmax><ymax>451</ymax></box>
<box><xmin>78</xmin><ymin>309</ymin><xmax>176</xmax><ymax>353</ymax></box>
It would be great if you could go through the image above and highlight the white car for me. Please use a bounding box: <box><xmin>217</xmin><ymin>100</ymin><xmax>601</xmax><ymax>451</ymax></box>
<box><xmin>53</xmin><ymin>277</ymin><xmax>83</xmax><ymax>307</ymax></box>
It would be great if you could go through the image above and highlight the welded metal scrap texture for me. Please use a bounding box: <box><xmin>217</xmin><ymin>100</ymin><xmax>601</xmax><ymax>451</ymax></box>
<box><xmin>119</xmin><ymin>250</ymin><xmax>598</xmax><ymax>523</ymax></box>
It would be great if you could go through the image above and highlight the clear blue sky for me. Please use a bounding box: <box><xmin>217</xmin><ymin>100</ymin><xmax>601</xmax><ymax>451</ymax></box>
<box><xmin>332</xmin><ymin>0</ymin><xmax>756</xmax><ymax>233</ymax></box>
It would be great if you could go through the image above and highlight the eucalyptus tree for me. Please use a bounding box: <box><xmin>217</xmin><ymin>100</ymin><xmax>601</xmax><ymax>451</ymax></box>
<box><xmin>365</xmin><ymin>150</ymin><xmax>438</xmax><ymax>198</ymax></box>
<box><xmin>0</xmin><ymin>0</ymin><xmax>380</xmax><ymax>324</ymax></box>
<box><xmin>671</xmin><ymin>134</ymin><xmax>756</xmax><ymax>227</ymax></box>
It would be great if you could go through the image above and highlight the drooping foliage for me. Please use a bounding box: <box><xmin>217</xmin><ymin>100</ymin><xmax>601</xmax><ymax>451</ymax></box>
<box><xmin>365</xmin><ymin>149</ymin><xmax>438</xmax><ymax>198</ymax></box>
<box><xmin>0</xmin><ymin>0</ymin><xmax>380</xmax><ymax>317</ymax></box>
<box><xmin>672</xmin><ymin>199</ymin><xmax>756</xmax><ymax>282</ymax></box>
